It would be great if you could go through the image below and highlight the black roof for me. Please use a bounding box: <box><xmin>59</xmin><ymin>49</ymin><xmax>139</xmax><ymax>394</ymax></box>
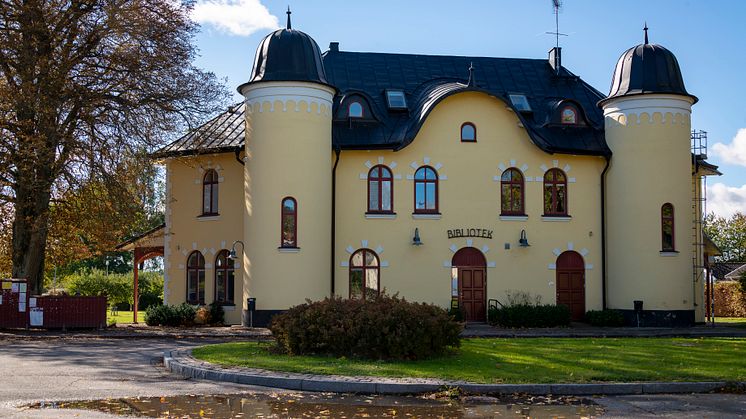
<box><xmin>326</xmin><ymin>50</ymin><xmax>609</xmax><ymax>156</ymax></box>
<box><xmin>711</xmin><ymin>262</ymin><xmax>746</xmax><ymax>280</ymax></box>
<box><xmin>155</xmin><ymin>49</ymin><xmax>611</xmax><ymax>157</ymax></box>
<box><xmin>600</xmin><ymin>37</ymin><xmax>696</xmax><ymax>106</ymax></box>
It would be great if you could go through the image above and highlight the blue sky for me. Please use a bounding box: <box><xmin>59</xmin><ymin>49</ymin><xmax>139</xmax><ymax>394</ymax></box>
<box><xmin>190</xmin><ymin>0</ymin><xmax>746</xmax><ymax>218</ymax></box>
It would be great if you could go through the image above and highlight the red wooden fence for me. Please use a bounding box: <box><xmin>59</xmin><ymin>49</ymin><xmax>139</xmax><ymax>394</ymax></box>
<box><xmin>0</xmin><ymin>279</ymin><xmax>107</xmax><ymax>329</ymax></box>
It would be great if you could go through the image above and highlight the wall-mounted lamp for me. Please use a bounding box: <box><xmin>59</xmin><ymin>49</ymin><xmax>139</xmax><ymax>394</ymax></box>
<box><xmin>412</xmin><ymin>228</ymin><xmax>423</xmax><ymax>246</ymax></box>
<box><xmin>519</xmin><ymin>229</ymin><xmax>530</xmax><ymax>247</ymax></box>
<box><xmin>228</xmin><ymin>240</ymin><xmax>245</xmax><ymax>260</ymax></box>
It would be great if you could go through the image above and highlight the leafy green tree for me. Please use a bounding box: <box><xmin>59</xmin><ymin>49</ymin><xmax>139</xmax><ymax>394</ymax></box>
<box><xmin>704</xmin><ymin>212</ymin><xmax>746</xmax><ymax>263</ymax></box>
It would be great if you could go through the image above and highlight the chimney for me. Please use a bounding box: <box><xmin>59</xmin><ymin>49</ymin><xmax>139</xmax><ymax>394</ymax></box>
<box><xmin>549</xmin><ymin>47</ymin><xmax>562</xmax><ymax>75</ymax></box>
<box><xmin>329</xmin><ymin>42</ymin><xmax>340</xmax><ymax>53</ymax></box>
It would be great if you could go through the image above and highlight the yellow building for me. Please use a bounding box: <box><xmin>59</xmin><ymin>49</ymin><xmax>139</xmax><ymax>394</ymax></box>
<box><xmin>151</xmin><ymin>18</ymin><xmax>720</xmax><ymax>327</ymax></box>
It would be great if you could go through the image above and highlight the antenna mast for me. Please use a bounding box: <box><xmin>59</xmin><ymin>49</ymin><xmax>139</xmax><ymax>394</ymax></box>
<box><xmin>546</xmin><ymin>0</ymin><xmax>567</xmax><ymax>49</ymax></box>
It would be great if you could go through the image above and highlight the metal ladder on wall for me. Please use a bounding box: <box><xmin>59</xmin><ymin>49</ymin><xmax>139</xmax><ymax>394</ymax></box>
<box><xmin>691</xmin><ymin>130</ymin><xmax>708</xmax><ymax>319</ymax></box>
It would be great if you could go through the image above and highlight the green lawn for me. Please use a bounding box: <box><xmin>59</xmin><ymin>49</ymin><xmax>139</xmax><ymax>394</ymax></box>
<box><xmin>192</xmin><ymin>338</ymin><xmax>746</xmax><ymax>384</ymax></box>
<box><xmin>715</xmin><ymin>317</ymin><xmax>746</xmax><ymax>328</ymax></box>
<box><xmin>107</xmin><ymin>310</ymin><xmax>144</xmax><ymax>325</ymax></box>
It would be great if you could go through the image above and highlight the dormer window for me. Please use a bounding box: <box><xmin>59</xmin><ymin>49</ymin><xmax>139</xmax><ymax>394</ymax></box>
<box><xmin>348</xmin><ymin>101</ymin><xmax>363</xmax><ymax>118</ymax></box>
<box><xmin>385</xmin><ymin>90</ymin><xmax>407</xmax><ymax>110</ymax></box>
<box><xmin>509</xmin><ymin>94</ymin><xmax>532</xmax><ymax>112</ymax></box>
<box><xmin>561</xmin><ymin>106</ymin><xmax>577</xmax><ymax>125</ymax></box>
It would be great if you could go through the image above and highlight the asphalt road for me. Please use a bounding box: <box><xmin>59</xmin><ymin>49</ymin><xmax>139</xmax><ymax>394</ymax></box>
<box><xmin>0</xmin><ymin>337</ymin><xmax>744</xmax><ymax>418</ymax></box>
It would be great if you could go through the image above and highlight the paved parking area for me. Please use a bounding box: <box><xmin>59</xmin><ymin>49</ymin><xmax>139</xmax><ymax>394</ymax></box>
<box><xmin>0</xmin><ymin>338</ymin><xmax>744</xmax><ymax>418</ymax></box>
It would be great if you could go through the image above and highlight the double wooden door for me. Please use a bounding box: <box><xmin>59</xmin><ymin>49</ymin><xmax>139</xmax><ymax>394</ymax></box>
<box><xmin>453</xmin><ymin>247</ymin><xmax>487</xmax><ymax>322</ymax></box>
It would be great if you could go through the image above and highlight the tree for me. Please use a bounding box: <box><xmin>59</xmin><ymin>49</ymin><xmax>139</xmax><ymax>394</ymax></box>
<box><xmin>704</xmin><ymin>212</ymin><xmax>746</xmax><ymax>263</ymax></box>
<box><xmin>0</xmin><ymin>0</ymin><xmax>227</xmax><ymax>292</ymax></box>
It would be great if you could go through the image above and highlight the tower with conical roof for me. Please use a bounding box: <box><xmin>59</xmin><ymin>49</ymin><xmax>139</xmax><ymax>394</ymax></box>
<box><xmin>600</xmin><ymin>26</ymin><xmax>699</xmax><ymax>325</ymax></box>
<box><xmin>238</xmin><ymin>9</ymin><xmax>336</xmax><ymax>324</ymax></box>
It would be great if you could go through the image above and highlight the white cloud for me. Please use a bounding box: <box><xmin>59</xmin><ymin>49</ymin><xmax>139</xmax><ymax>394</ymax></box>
<box><xmin>712</xmin><ymin>128</ymin><xmax>746</xmax><ymax>167</ymax></box>
<box><xmin>192</xmin><ymin>0</ymin><xmax>279</xmax><ymax>37</ymax></box>
<box><xmin>707</xmin><ymin>182</ymin><xmax>746</xmax><ymax>218</ymax></box>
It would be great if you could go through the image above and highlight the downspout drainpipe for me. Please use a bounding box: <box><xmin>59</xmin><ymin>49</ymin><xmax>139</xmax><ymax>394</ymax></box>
<box><xmin>600</xmin><ymin>155</ymin><xmax>611</xmax><ymax>310</ymax></box>
<box><xmin>331</xmin><ymin>147</ymin><xmax>341</xmax><ymax>297</ymax></box>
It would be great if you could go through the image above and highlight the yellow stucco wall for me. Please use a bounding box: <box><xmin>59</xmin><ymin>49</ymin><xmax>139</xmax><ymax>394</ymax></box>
<box><xmin>334</xmin><ymin>92</ymin><xmax>605</xmax><ymax>311</ymax></box>
<box><xmin>603</xmin><ymin>95</ymin><xmax>695</xmax><ymax>313</ymax></box>
<box><xmin>162</xmin><ymin>153</ymin><xmax>245</xmax><ymax>324</ymax></box>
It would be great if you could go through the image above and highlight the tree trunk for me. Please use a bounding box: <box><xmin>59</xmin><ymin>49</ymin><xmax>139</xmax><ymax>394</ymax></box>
<box><xmin>12</xmin><ymin>182</ymin><xmax>53</xmax><ymax>295</ymax></box>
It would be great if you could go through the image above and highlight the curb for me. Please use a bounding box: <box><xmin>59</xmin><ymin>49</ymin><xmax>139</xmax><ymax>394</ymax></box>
<box><xmin>0</xmin><ymin>333</ymin><xmax>272</xmax><ymax>340</ymax></box>
<box><xmin>163</xmin><ymin>349</ymin><xmax>732</xmax><ymax>396</ymax></box>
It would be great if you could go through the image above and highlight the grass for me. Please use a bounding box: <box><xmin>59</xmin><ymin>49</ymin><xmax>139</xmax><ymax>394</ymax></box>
<box><xmin>715</xmin><ymin>317</ymin><xmax>746</xmax><ymax>328</ymax></box>
<box><xmin>107</xmin><ymin>310</ymin><xmax>144</xmax><ymax>325</ymax></box>
<box><xmin>192</xmin><ymin>338</ymin><xmax>746</xmax><ymax>384</ymax></box>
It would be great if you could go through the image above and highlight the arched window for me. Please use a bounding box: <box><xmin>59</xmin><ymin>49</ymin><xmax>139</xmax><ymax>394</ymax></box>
<box><xmin>214</xmin><ymin>250</ymin><xmax>235</xmax><ymax>304</ymax></box>
<box><xmin>202</xmin><ymin>169</ymin><xmax>219</xmax><ymax>215</ymax></box>
<box><xmin>367</xmin><ymin>165</ymin><xmax>393</xmax><ymax>213</ymax></box>
<box><xmin>461</xmin><ymin>122</ymin><xmax>476</xmax><ymax>142</ymax></box>
<box><xmin>186</xmin><ymin>251</ymin><xmax>205</xmax><ymax>305</ymax></box>
<box><xmin>661</xmin><ymin>203</ymin><xmax>675</xmax><ymax>251</ymax></box>
<box><xmin>281</xmin><ymin>197</ymin><xmax>297</xmax><ymax>248</ymax></box>
<box><xmin>500</xmin><ymin>168</ymin><xmax>524</xmax><ymax>215</ymax></box>
<box><xmin>349</xmin><ymin>249</ymin><xmax>379</xmax><ymax>300</ymax></box>
<box><xmin>561</xmin><ymin>106</ymin><xmax>577</xmax><ymax>125</ymax></box>
<box><xmin>348</xmin><ymin>101</ymin><xmax>363</xmax><ymax>118</ymax></box>
<box><xmin>414</xmin><ymin>166</ymin><xmax>438</xmax><ymax>213</ymax></box>
<box><xmin>543</xmin><ymin>168</ymin><xmax>567</xmax><ymax>216</ymax></box>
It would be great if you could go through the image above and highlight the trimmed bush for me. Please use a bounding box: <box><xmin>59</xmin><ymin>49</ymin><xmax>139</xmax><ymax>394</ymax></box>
<box><xmin>585</xmin><ymin>309</ymin><xmax>625</xmax><ymax>327</ymax></box>
<box><xmin>209</xmin><ymin>302</ymin><xmax>225</xmax><ymax>325</ymax></box>
<box><xmin>488</xmin><ymin>304</ymin><xmax>571</xmax><ymax>328</ymax></box>
<box><xmin>145</xmin><ymin>303</ymin><xmax>196</xmax><ymax>326</ymax></box>
<box><xmin>714</xmin><ymin>281</ymin><xmax>746</xmax><ymax>317</ymax></box>
<box><xmin>270</xmin><ymin>293</ymin><xmax>463</xmax><ymax>360</ymax></box>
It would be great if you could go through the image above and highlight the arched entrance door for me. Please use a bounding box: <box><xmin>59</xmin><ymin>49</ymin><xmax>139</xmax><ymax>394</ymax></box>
<box><xmin>452</xmin><ymin>247</ymin><xmax>487</xmax><ymax>322</ymax></box>
<box><xmin>556</xmin><ymin>251</ymin><xmax>585</xmax><ymax>321</ymax></box>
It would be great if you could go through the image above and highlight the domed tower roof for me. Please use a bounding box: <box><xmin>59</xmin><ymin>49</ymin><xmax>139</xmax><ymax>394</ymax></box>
<box><xmin>600</xmin><ymin>25</ymin><xmax>697</xmax><ymax>106</ymax></box>
<box><xmin>243</xmin><ymin>8</ymin><xmax>329</xmax><ymax>88</ymax></box>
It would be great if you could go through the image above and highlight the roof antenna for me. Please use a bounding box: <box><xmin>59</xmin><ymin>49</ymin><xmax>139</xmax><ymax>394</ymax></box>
<box><xmin>643</xmin><ymin>22</ymin><xmax>649</xmax><ymax>44</ymax></box>
<box><xmin>546</xmin><ymin>0</ymin><xmax>567</xmax><ymax>50</ymax></box>
<box><xmin>467</xmin><ymin>62</ymin><xmax>475</xmax><ymax>87</ymax></box>
<box><xmin>286</xmin><ymin>6</ymin><xmax>292</xmax><ymax>30</ymax></box>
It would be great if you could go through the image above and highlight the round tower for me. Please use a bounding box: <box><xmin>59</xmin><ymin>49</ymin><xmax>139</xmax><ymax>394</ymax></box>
<box><xmin>238</xmin><ymin>11</ymin><xmax>335</xmax><ymax>325</ymax></box>
<box><xmin>600</xmin><ymin>27</ymin><xmax>698</xmax><ymax>326</ymax></box>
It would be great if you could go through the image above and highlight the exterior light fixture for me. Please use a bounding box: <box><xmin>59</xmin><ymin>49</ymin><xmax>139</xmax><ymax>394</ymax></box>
<box><xmin>229</xmin><ymin>240</ymin><xmax>245</xmax><ymax>260</ymax></box>
<box><xmin>519</xmin><ymin>229</ymin><xmax>530</xmax><ymax>247</ymax></box>
<box><xmin>412</xmin><ymin>228</ymin><xmax>423</xmax><ymax>246</ymax></box>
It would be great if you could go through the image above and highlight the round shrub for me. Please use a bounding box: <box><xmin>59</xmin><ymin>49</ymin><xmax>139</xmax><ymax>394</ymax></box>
<box><xmin>269</xmin><ymin>293</ymin><xmax>463</xmax><ymax>360</ymax></box>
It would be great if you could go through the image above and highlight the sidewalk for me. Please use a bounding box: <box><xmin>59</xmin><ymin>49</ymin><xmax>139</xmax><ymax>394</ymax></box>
<box><xmin>0</xmin><ymin>324</ymin><xmax>272</xmax><ymax>340</ymax></box>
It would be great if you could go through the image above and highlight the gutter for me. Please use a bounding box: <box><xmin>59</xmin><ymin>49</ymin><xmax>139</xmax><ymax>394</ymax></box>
<box><xmin>600</xmin><ymin>156</ymin><xmax>611</xmax><ymax>310</ymax></box>
<box><xmin>331</xmin><ymin>147</ymin><xmax>341</xmax><ymax>297</ymax></box>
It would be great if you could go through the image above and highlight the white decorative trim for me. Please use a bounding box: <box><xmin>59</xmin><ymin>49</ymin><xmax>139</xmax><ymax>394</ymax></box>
<box><xmin>209</xmin><ymin>248</ymin><xmax>216</xmax><ymax>255</ymax></box>
<box><xmin>542</xmin><ymin>216</ymin><xmax>572</xmax><ymax>222</ymax></box>
<box><xmin>380</xmin><ymin>261</ymin><xmax>390</xmax><ymax>268</ymax></box>
<box><xmin>487</xmin><ymin>262</ymin><xmax>497</xmax><ymax>268</ymax></box>
<box><xmin>510</xmin><ymin>159</ymin><xmax>516</xmax><ymax>166</ymax></box>
<box><xmin>378</xmin><ymin>156</ymin><xmax>384</xmax><ymax>164</ymax></box>
<box><xmin>540</xmin><ymin>164</ymin><xmax>548</xmax><ymax>172</ymax></box>
<box><xmin>278</xmin><ymin>247</ymin><xmax>300</xmax><ymax>253</ymax></box>
<box><xmin>365</xmin><ymin>213</ymin><xmax>396</xmax><ymax>220</ymax></box>
<box><xmin>410</xmin><ymin>161</ymin><xmax>418</xmax><ymax>169</ymax></box>
<box><xmin>493</xmin><ymin>176</ymin><xmax>500</xmax><ymax>182</ymax></box>
<box><xmin>440</xmin><ymin>175</ymin><xmax>448</xmax><ymax>180</ymax></box>
<box><xmin>525</xmin><ymin>176</ymin><xmax>534</xmax><ymax>182</ymax></box>
<box><xmin>359</xmin><ymin>173</ymin><xmax>368</xmax><ymax>180</ymax></box>
<box><xmin>520</xmin><ymin>164</ymin><xmax>529</xmax><ymax>172</ymax></box>
<box><xmin>552</xmin><ymin>248</ymin><xmax>562</xmax><ymax>256</ymax></box>
<box><xmin>406</xmin><ymin>175</ymin><xmax>415</xmax><ymax>180</ymax></box>
<box><xmin>466</xmin><ymin>239</ymin><xmax>474</xmax><ymax>247</ymax></box>
<box><xmin>443</xmin><ymin>261</ymin><xmax>452</xmax><ymax>268</ymax></box>
<box><xmin>548</xmin><ymin>263</ymin><xmax>556</xmax><ymax>270</ymax></box>
<box><xmin>192</xmin><ymin>242</ymin><xmax>197</xmax><ymax>250</ymax></box>
<box><xmin>223</xmin><ymin>305</ymin><xmax>236</xmax><ymax>312</ymax></box>
<box><xmin>196</xmin><ymin>215</ymin><xmax>220</xmax><ymax>222</ymax></box>
<box><xmin>242</xmin><ymin>82</ymin><xmax>335</xmax><ymax>116</ymax></box>
<box><xmin>346</xmin><ymin>246</ymin><xmax>355</xmax><ymax>254</ymax></box>
<box><xmin>498</xmin><ymin>163</ymin><xmax>506</xmax><ymax>171</ymax></box>
<box><xmin>178</xmin><ymin>264</ymin><xmax>185</xmax><ymax>270</ymax></box>
<box><xmin>394</xmin><ymin>174</ymin><xmax>402</xmax><ymax>180</ymax></box>
<box><xmin>660</xmin><ymin>251</ymin><xmax>680</xmax><ymax>257</ymax></box>
<box><xmin>449</xmin><ymin>244</ymin><xmax>458</xmax><ymax>253</ymax></box>
<box><xmin>181</xmin><ymin>249</ymin><xmax>188</xmax><ymax>256</ymax></box>
<box><xmin>412</xmin><ymin>213</ymin><xmax>442</xmax><ymax>220</ymax></box>
<box><xmin>390</xmin><ymin>162</ymin><xmax>397</xmax><ymax>169</ymax></box>
<box><xmin>434</xmin><ymin>162</ymin><xmax>443</xmax><ymax>170</ymax></box>
<box><xmin>563</xmin><ymin>164</ymin><xmax>571</xmax><ymax>173</ymax></box>
<box><xmin>205</xmin><ymin>263</ymin><xmax>213</xmax><ymax>269</ymax></box>
<box><xmin>423</xmin><ymin>156</ymin><xmax>431</xmax><ymax>164</ymax></box>
<box><xmin>568</xmin><ymin>177</ymin><xmax>576</xmax><ymax>183</ymax></box>
<box><xmin>481</xmin><ymin>245</ymin><xmax>490</xmax><ymax>253</ymax></box>
<box><xmin>580</xmin><ymin>248</ymin><xmax>589</xmax><ymax>257</ymax></box>
<box><xmin>220</xmin><ymin>241</ymin><xmax>226</xmax><ymax>249</ymax></box>
<box><xmin>375</xmin><ymin>245</ymin><xmax>384</xmax><ymax>254</ymax></box>
<box><xmin>552</xmin><ymin>160</ymin><xmax>559</xmax><ymax>167</ymax></box>
<box><xmin>364</xmin><ymin>160</ymin><xmax>372</xmax><ymax>168</ymax></box>
<box><xmin>567</xmin><ymin>242</ymin><xmax>574</xmax><ymax>251</ymax></box>
<box><xmin>585</xmin><ymin>264</ymin><xmax>594</xmax><ymax>270</ymax></box>
<box><xmin>602</xmin><ymin>94</ymin><xmax>693</xmax><ymax>124</ymax></box>
<box><xmin>341</xmin><ymin>261</ymin><xmax>349</xmax><ymax>267</ymax></box>
<box><xmin>361</xmin><ymin>240</ymin><xmax>369</xmax><ymax>248</ymax></box>
<box><xmin>499</xmin><ymin>215</ymin><xmax>528</xmax><ymax>221</ymax></box>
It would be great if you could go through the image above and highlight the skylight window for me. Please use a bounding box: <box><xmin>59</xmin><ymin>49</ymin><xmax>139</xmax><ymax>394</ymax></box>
<box><xmin>509</xmin><ymin>94</ymin><xmax>532</xmax><ymax>112</ymax></box>
<box><xmin>385</xmin><ymin>90</ymin><xmax>407</xmax><ymax>110</ymax></box>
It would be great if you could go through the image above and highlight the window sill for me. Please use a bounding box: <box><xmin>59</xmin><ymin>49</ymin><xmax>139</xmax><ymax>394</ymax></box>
<box><xmin>365</xmin><ymin>213</ymin><xmax>396</xmax><ymax>219</ymax></box>
<box><xmin>500</xmin><ymin>215</ymin><xmax>528</xmax><ymax>221</ymax></box>
<box><xmin>542</xmin><ymin>215</ymin><xmax>571</xmax><ymax>222</ymax></box>
<box><xmin>412</xmin><ymin>213</ymin><xmax>441</xmax><ymax>220</ymax></box>
<box><xmin>278</xmin><ymin>247</ymin><xmax>300</xmax><ymax>253</ymax></box>
<box><xmin>197</xmin><ymin>215</ymin><xmax>220</xmax><ymax>221</ymax></box>
<box><xmin>660</xmin><ymin>251</ymin><xmax>679</xmax><ymax>257</ymax></box>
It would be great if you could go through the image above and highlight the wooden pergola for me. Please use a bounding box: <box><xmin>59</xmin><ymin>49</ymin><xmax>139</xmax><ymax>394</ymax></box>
<box><xmin>115</xmin><ymin>223</ymin><xmax>165</xmax><ymax>323</ymax></box>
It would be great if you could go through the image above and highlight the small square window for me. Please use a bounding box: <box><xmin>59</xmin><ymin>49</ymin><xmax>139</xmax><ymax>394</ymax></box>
<box><xmin>509</xmin><ymin>94</ymin><xmax>532</xmax><ymax>112</ymax></box>
<box><xmin>385</xmin><ymin>90</ymin><xmax>407</xmax><ymax>110</ymax></box>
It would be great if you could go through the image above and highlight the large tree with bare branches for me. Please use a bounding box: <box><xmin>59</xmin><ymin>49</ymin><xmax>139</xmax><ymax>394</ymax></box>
<box><xmin>0</xmin><ymin>0</ymin><xmax>227</xmax><ymax>292</ymax></box>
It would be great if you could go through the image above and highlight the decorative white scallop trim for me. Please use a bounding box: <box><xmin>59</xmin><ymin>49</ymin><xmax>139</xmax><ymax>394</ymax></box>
<box><xmin>242</xmin><ymin>83</ymin><xmax>335</xmax><ymax>117</ymax></box>
<box><xmin>602</xmin><ymin>95</ymin><xmax>693</xmax><ymax>126</ymax></box>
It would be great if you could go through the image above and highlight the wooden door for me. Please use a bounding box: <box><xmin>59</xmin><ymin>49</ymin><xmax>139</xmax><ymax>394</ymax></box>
<box><xmin>556</xmin><ymin>251</ymin><xmax>585</xmax><ymax>321</ymax></box>
<box><xmin>453</xmin><ymin>247</ymin><xmax>487</xmax><ymax>322</ymax></box>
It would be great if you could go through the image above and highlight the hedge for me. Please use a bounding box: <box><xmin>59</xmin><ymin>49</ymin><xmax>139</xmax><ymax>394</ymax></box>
<box><xmin>714</xmin><ymin>281</ymin><xmax>746</xmax><ymax>317</ymax></box>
